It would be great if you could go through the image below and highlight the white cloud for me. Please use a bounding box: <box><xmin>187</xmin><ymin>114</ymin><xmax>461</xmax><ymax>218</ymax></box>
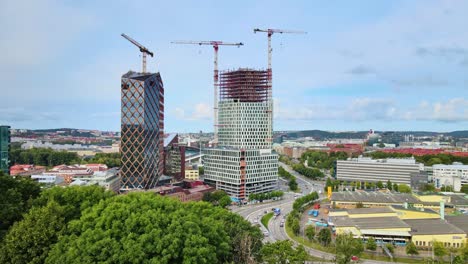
<box><xmin>275</xmin><ymin>97</ymin><xmax>468</xmax><ymax>123</ymax></box>
<box><xmin>173</xmin><ymin>103</ymin><xmax>212</xmax><ymax>121</ymax></box>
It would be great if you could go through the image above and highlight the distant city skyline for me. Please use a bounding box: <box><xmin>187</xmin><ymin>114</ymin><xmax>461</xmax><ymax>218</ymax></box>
<box><xmin>1</xmin><ymin>0</ymin><xmax>467</xmax><ymax>132</ymax></box>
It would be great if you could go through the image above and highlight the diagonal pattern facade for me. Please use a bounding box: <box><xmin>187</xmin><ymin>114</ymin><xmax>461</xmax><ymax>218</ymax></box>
<box><xmin>120</xmin><ymin>71</ymin><xmax>164</xmax><ymax>191</ymax></box>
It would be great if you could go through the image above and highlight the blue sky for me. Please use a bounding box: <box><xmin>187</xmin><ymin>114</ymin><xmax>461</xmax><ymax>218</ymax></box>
<box><xmin>1</xmin><ymin>0</ymin><xmax>467</xmax><ymax>133</ymax></box>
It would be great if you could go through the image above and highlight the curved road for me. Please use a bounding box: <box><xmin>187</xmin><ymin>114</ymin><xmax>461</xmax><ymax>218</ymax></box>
<box><xmin>232</xmin><ymin>163</ymin><xmax>394</xmax><ymax>264</ymax></box>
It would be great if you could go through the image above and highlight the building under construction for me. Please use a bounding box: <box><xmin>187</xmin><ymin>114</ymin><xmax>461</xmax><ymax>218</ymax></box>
<box><xmin>203</xmin><ymin>68</ymin><xmax>278</xmax><ymax>199</ymax></box>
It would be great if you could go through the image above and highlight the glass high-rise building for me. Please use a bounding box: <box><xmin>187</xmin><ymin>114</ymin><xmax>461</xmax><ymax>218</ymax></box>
<box><xmin>203</xmin><ymin>69</ymin><xmax>278</xmax><ymax>199</ymax></box>
<box><xmin>120</xmin><ymin>71</ymin><xmax>164</xmax><ymax>191</ymax></box>
<box><xmin>0</xmin><ymin>126</ymin><xmax>11</xmax><ymax>174</ymax></box>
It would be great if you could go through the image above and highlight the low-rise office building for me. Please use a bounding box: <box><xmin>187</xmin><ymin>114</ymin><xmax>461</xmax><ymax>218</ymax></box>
<box><xmin>336</xmin><ymin>157</ymin><xmax>422</xmax><ymax>185</ymax></box>
<box><xmin>432</xmin><ymin>163</ymin><xmax>468</xmax><ymax>192</ymax></box>
<box><xmin>405</xmin><ymin>219</ymin><xmax>466</xmax><ymax>249</ymax></box>
<box><xmin>185</xmin><ymin>168</ymin><xmax>199</xmax><ymax>180</ymax></box>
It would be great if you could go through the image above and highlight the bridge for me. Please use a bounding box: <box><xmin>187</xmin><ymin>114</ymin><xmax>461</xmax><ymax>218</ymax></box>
<box><xmin>185</xmin><ymin>153</ymin><xmax>204</xmax><ymax>163</ymax></box>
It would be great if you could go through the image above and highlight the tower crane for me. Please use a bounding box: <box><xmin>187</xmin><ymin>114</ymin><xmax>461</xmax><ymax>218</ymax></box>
<box><xmin>171</xmin><ymin>40</ymin><xmax>244</xmax><ymax>145</ymax></box>
<box><xmin>121</xmin><ymin>33</ymin><xmax>154</xmax><ymax>73</ymax></box>
<box><xmin>253</xmin><ymin>28</ymin><xmax>306</xmax><ymax>142</ymax></box>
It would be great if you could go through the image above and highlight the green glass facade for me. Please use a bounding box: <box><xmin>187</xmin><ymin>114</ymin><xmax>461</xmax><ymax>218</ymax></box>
<box><xmin>0</xmin><ymin>126</ymin><xmax>11</xmax><ymax>174</ymax></box>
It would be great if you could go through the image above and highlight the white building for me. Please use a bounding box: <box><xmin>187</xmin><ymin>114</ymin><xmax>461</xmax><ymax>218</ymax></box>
<box><xmin>203</xmin><ymin>69</ymin><xmax>278</xmax><ymax>199</ymax></box>
<box><xmin>31</xmin><ymin>174</ymin><xmax>64</xmax><ymax>185</ymax></box>
<box><xmin>336</xmin><ymin>157</ymin><xmax>422</xmax><ymax>185</ymax></box>
<box><xmin>432</xmin><ymin>164</ymin><xmax>468</xmax><ymax>192</ymax></box>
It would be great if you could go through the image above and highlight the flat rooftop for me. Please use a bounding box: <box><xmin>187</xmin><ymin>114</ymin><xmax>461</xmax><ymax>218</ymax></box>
<box><xmin>404</xmin><ymin>219</ymin><xmax>466</xmax><ymax>235</ymax></box>
<box><xmin>331</xmin><ymin>191</ymin><xmax>420</xmax><ymax>204</ymax></box>
<box><xmin>348</xmin><ymin>207</ymin><xmax>395</xmax><ymax>215</ymax></box>
<box><xmin>331</xmin><ymin>216</ymin><xmax>409</xmax><ymax>229</ymax></box>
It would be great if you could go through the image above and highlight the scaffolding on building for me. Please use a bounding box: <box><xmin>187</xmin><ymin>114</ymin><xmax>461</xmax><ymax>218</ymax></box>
<box><xmin>219</xmin><ymin>68</ymin><xmax>270</xmax><ymax>103</ymax></box>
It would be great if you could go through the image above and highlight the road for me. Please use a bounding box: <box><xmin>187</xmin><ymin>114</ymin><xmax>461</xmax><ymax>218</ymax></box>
<box><xmin>232</xmin><ymin>163</ymin><xmax>394</xmax><ymax>264</ymax></box>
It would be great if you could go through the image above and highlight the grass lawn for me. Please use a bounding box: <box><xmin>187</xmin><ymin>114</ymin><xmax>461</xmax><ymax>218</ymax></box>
<box><xmin>261</xmin><ymin>213</ymin><xmax>274</xmax><ymax>230</ymax></box>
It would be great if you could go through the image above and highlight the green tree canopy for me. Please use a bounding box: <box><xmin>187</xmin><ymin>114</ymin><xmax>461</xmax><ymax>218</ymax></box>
<box><xmin>406</xmin><ymin>241</ymin><xmax>419</xmax><ymax>256</ymax></box>
<box><xmin>46</xmin><ymin>193</ymin><xmax>262</xmax><ymax>264</ymax></box>
<box><xmin>335</xmin><ymin>233</ymin><xmax>364</xmax><ymax>264</ymax></box>
<box><xmin>305</xmin><ymin>225</ymin><xmax>315</xmax><ymax>241</ymax></box>
<box><xmin>376</xmin><ymin>181</ymin><xmax>384</xmax><ymax>189</ymax></box>
<box><xmin>260</xmin><ymin>240</ymin><xmax>308</xmax><ymax>264</ymax></box>
<box><xmin>398</xmin><ymin>184</ymin><xmax>412</xmax><ymax>193</ymax></box>
<box><xmin>317</xmin><ymin>228</ymin><xmax>332</xmax><ymax>246</ymax></box>
<box><xmin>33</xmin><ymin>185</ymin><xmax>115</xmax><ymax>221</ymax></box>
<box><xmin>461</xmin><ymin>184</ymin><xmax>468</xmax><ymax>194</ymax></box>
<box><xmin>433</xmin><ymin>241</ymin><xmax>447</xmax><ymax>260</ymax></box>
<box><xmin>0</xmin><ymin>186</ymin><xmax>114</xmax><ymax>264</ymax></box>
<box><xmin>0</xmin><ymin>174</ymin><xmax>41</xmax><ymax>239</ymax></box>
<box><xmin>366</xmin><ymin>237</ymin><xmax>377</xmax><ymax>251</ymax></box>
<box><xmin>387</xmin><ymin>180</ymin><xmax>392</xmax><ymax>190</ymax></box>
<box><xmin>0</xmin><ymin>201</ymin><xmax>66</xmax><ymax>264</ymax></box>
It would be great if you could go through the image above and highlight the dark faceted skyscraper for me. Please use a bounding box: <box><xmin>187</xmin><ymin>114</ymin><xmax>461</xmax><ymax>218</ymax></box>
<box><xmin>120</xmin><ymin>71</ymin><xmax>164</xmax><ymax>191</ymax></box>
<box><xmin>0</xmin><ymin>125</ymin><xmax>10</xmax><ymax>174</ymax></box>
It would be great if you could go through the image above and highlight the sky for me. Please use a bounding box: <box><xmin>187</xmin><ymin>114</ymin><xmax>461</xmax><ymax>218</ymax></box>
<box><xmin>1</xmin><ymin>0</ymin><xmax>467</xmax><ymax>133</ymax></box>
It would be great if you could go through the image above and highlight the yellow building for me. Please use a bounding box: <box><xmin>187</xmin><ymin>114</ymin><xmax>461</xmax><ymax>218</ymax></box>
<box><xmin>185</xmin><ymin>169</ymin><xmax>199</xmax><ymax>180</ymax></box>
<box><xmin>391</xmin><ymin>205</ymin><xmax>440</xmax><ymax>220</ymax></box>
<box><xmin>404</xmin><ymin>219</ymin><xmax>466</xmax><ymax>249</ymax></box>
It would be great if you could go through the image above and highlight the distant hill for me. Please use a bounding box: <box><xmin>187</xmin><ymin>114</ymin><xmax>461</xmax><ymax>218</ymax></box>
<box><xmin>275</xmin><ymin>130</ymin><xmax>468</xmax><ymax>140</ymax></box>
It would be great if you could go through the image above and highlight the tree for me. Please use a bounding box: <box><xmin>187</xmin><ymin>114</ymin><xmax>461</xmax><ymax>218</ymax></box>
<box><xmin>219</xmin><ymin>196</ymin><xmax>232</xmax><ymax>208</ymax></box>
<box><xmin>433</xmin><ymin>241</ymin><xmax>447</xmax><ymax>260</ymax></box>
<box><xmin>393</xmin><ymin>183</ymin><xmax>399</xmax><ymax>192</ymax></box>
<box><xmin>289</xmin><ymin>177</ymin><xmax>298</xmax><ymax>191</ymax></box>
<box><xmin>0</xmin><ymin>174</ymin><xmax>41</xmax><ymax>240</ymax></box>
<box><xmin>317</xmin><ymin>228</ymin><xmax>332</xmax><ymax>246</ymax></box>
<box><xmin>387</xmin><ymin>180</ymin><xmax>392</xmax><ymax>191</ymax></box>
<box><xmin>461</xmin><ymin>184</ymin><xmax>468</xmax><ymax>194</ymax></box>
<box><xmin>198</xmin><ymin>166</ymin><xmax>204</xmax><ymax>175</ymax></box>
<box><xmin>0</xmin><ymin>201</ymin><xmax>66</xmax><ymax>264</ymax></box>
<box><xmin>46</xmin><ymin>193</ymin><xmax>262</xmax><ymax>263</ymax></box>
<box><xmin>406</xmin><ymin>242</ymin><xmax>419</xmax><ymax>256</ymax></box>
<box><xmin>0</xmin><ymin>186</ymin><xmax>115</xmax><ymax>264</ymax></box>
<box><xmin>356</xmin><ymin>202</ymin><xmax>364</xmax><ymax>209</ymax></box>
<box><xmin>420</xmin><ymin>183</ymin><xmax>436</xmax><ymax>192</ymax></box>
<box><xmin>33</xmin><ymin>185</ymin><xmax>115</xmax><ymax>221</ymax></box>
<box><xmin>305</xmin><ymin>225</ymin><xmax>315</xmax><ymax>241</ymax></box>
<box><xmin>385</xmin><ymin>243</ymin><xmax>394</xmax><ymax>254</ymax></box>
<box><xmin>398</xmin><ymin>184</ymin><xmax>412</xmax><ymax>193</ymax></box>
<box><xmin>366</xmin><ymin>237</ymin><xmax>377</xmax><ymax>251</ymax></box>
<box><xmin>376</xmin><ymin>181</ymin><xmax>384</xmax><ymax>189</ymax></box>
<box><xmin>335</xmin><ymin>233</ymin><xmax>364</xmax><ymax>264</ymax></box>
<box><xmin>440</xmin><ymin>185</ymin><xmax>454</xmax><ymax>192</ymax></box>
<box><xmin>260</xmin><ymin>240</ymin><xmax>308</xmax><ymax>264</ymax></box>
<box><xmin>290</xmin><ymin>218</ymin><xmax>300</xmax><ymax>235</ymax></box>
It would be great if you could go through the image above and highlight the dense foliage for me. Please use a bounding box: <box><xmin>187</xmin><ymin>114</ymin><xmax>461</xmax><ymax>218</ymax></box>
<box><xmin>10</xmin><ymin>147</ymin><xmax>81</xmax><ymax>167</ymax></box>
<box><xmin>83</xmin><ymin>152</ymin><xmax>121</xmax><ymax>168</ymax></box>
<box><xmin>366</xmin><ymin>237</ymin><xmax>377</xmax><ymax>251</ymax></box>
<box><xmin>335</xmin><ymin>233</ymin><xmax>364</xmax><ymax>264</ymax></box>
<box><xmin>249</xmin><ymin>191</ymin><xmax>284</xmax><ymax>201</ymax></box>
<box><xmin>202</xmin><ymin>190</ymin><xmax>232</xmax><ymax>207</ymax></box>
<box><xmin>367</xmin><ymin>151</ymin><xmax>468</xmax><ymax>166</ymax></box>
<box><xmin>292</xmin><ymin>164</ymin><xmax>325</xmax><ymax>180</ymax></box>
<box><xmin>317</xmin><ymin>228</ymin><xmax>331</xmax><ymax>246</ymax></box>
<box><xmin>46</xmin><ymin>193</ymin><xmax>262</xmax><ymax>263</ymax></box>
<box><xmin>259</xmin><ymin>240</ymin><xmax>308</xmax><ymax>264</ymax></box>
<box><xmin>10</xmin><ymin>147</ymin><xmax>122</xmax><ymax>168</ymax></box>
<box><xmin>278</xmin><ymin>166</ymin><xmax>298</xmax><ymax>191</ymax></box>
<box><xmin>0</xmin><ymin>174</ymin><xmax>41</xmax><ymax>240</ymax></box>
<box><xmin>0</xmin><ymin>186</ymin><xmax>114</xmax><ymax>263</ymax></box>
<box><xmin>292</xmin><ymin>192</ymin><xmax>319</xmax><ymax>211</ymax></box>
<box><xmin>301</xmin><ymin>151</ymin><xmax>348</xmax><ymax>170</ymax></box>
